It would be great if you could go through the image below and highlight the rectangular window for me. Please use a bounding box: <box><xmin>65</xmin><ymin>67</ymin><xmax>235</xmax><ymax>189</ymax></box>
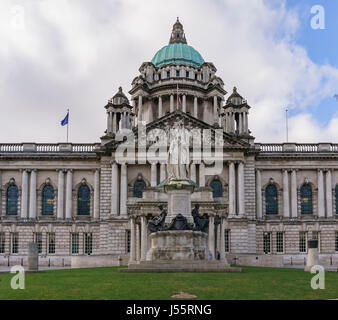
<box><xmin>11</xmin><ymin>233</ymin><xmax>19</xmax><ymax>254</ymax></box>
<box><xmin>224</xmin><ymin>230</ymin><xmax>230</xmax><ymax>252</ymax></box>
<box><xmin>158</xmin><ymin>73</ymin><xmax>161</xmax><ymax>80</ymax></box>
<box><xmin>186</xmin><ymin>71</ymin><xmax>189</xmax><ymax>78</ymax></box>
<box><xmin>167</xmin><ymin>71</ymin><xmax>170</xmax><ymax>78</ymax></box>
<box><xmin>299</xmin><ymin>232</ymin><xmax>307</xmax><ymax>253</ymax></box>
<box><xmin>34</xmin><ymin>232</ymin><xmax>42</xmax><ymax>254</ymax></box>
<box><xmin>47</xmin><ymin>233</ymin><xmax>55</xmax><ymax>254</ymax></box>
<box><xmin>311</xmin><ymin>231</ymin><xmax>320</xmax><ymax>253</ymax></box>
<box><xmin>335</xmin><ymin>232</ymin><xmax>338</xmax><ymax>252</ymax></box>
<box><xmin>176</xmin><ymin>70</ymin><xmax>180</xmax><ymax>77</ymax></box>
<box><xmin>0</xmin><ymin>233</ymin><xmax>5</xmax><ymax>254</ymax></box>
<box><xmin>71</xmin><ymin>233</ymin><xmax>79</xmax><ymax>254</ymax></box>
<box><xmin>126</xmin><ymin>230</ymin><xmax>131</xmax><ymax>253</ymax></box>
<box><xmin>263</xmin><ymin>232</ymin><xmax>271</xmax><ymax>254</ymax></box>
<box><xmin>84</xmin><ymin>233</ymin><xmax>92</xmax><ymax>255</ymax></box>
<box><xmin>276</xmin><ymin>232</ymin><xmax>284</xmax><ymax>253</ymax></box>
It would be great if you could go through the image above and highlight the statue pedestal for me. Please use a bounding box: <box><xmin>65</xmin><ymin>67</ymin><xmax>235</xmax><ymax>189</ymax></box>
<box><xmin>304</xmin><ymin>240</ymin><xmax>319</xmax><ymax>271</ymax></box>
<box><xmin>147</xmin><ymin>230</ymin><xmax>207</xmax><ymax>261</ymax></box>
<box><xmin>164</xmin><ymin>180</ymin><xmax>194</xmax><ymax>223</ymax></box>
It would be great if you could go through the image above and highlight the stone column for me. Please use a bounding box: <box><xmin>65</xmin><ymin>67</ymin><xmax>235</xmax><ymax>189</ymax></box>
<box><xmin>158</xmin><ymin>96</ymin><xmax>162</xmax><ymax>118</ymax></box>
<box><xmin>182</xmin><ymin>94</ymin><xmax>186</xmax><ymax>112</ymax></box>
<box><xmin>213</xmin><ymin>96</ymin><xmax>218</xmax><ymax>124</ymax></box>
<box><xmin>326</xmin><ymin>170</ymin><xmax>333</xmax><ymax>217</ymax></box>
<box><xmin>245</xmin><ymin>112</ymin><xmax>248</xmax><ymax>133</ymax></box>
<box><xmin>140</xmin><ymin>216</ymin><xmax>147</xmax><ymax>261</ymax></box>
<box><xmin>291</xmin><ymin>169</ymin><xmax>298</xmax><ymax>218</ymax></box>
<box><xmin>237</xmin><ymin>162</ymin><xmax>245</xmax><ymax>215</ymax></box>
<box><xmin>317</xmin><ymin>169</ymin><xmax>325</xmax><ymax>217</ymax></box>
<box><xmin>112</xmin><ymin>113</ymin><xmax>117</xmax><ymax>133</ymax></box>
<box><xmin>29</xmin><ymin>169</ymin><xmax>37</xmax><ymax>219</ymax></box>
<box><xmin>65</xmin><ymin>170</ymin><xmax>73</xmax><ymax>219</ymax></box>
<box><xmin>282</xmin><ymin>170</ymin><xmax>290</xmax><ymax>218</ymax></box>
<box><xmin>129</xmin><ymin>217</ymin><xmax>136</xmax><ymax>263</ymax></box>
<box><xmin>57</xmin><ymin>170</ymin><xmax>64</xmax><ymax>219</ymax></box>
<box><xmin>208</xmin><ymin>215</ymin><xmax>215</xmax><ymax>259</ymax></box>
<box><xmin>111</xmin><ymin>161</ymin><xmax>119</xmax><ymax>216</ymax></box>
<box><xmin>107</xmin><ymin>112</ymin><xmax>113</xmax><ymax>134</ymax></box>
<box><xmin>160</xmin><ymin>164</ymin><xmax>166</xmax><ymax>183</ymax></box>
<box><xmin>190</xmin><ymin>163</ymin><xmax>196</xmax><ymax>182</ymax></box>
<box><xmin>27</xmin><ymin>242</ymin><xmax>39</xmax><ymax>272</ymax></box>
<box><xmin>199</xmin><ymin>162</ymin><xmax>205</xmax><ymax>187</ymax></box>
<box><xmin>120</xmin><ymin>163</ymin><xmax>128</xmax><ymax>217</ymax></box>
<box><xmin>228</xmin><ymin>162</ymin><xmax>236</xmax><ymax>216</ymax></box>
<box><xmin>256</xmin><ymin>169</ymin><xmax>262</xmax><ymax>219</ymax></box>
<box><xmin>194</xmin><ymin>96</ymin><xmax>198</xmax><ymax>118</ymax></box>
<box><xmin>136</xmin><ymin>223</ymin><xmax>141</xmax><ymax>261</ymax></box>
<box><xmin>239</xmin><ymin>114</ymin><xmax>243</xmax><ymax>133</ymax></box>
<box><xmin>21</xmin><ymin>170</ymin><xmax>28</xmax><ymax>219</ymax></box>
<box><xmin>94</xmin><ymin>169</ymin><xmax>100</xmax><ymax>219</ymax></box>
<box><xmin>151</xmin><ymin>163</ymin><xmax>157</xmax><ymax>187</ymax></box>
<box><xmin>138</xmin><ymin>95</ymin><xmax>143</xmax><ymax>121</ymax></box>
<box><xmin>242</xmin><ymin>112</ymin><xmax>247</xmax><ymax>134</ymax></box>
<box><xmin>220</xmin><ymin>217</ymin><xmax>226</xmax><ymax>261</ymax></box>
<box><xmin>170</xmin><ymin>94</ymin><xmax>174</xmax><ymax>113</ymax></box>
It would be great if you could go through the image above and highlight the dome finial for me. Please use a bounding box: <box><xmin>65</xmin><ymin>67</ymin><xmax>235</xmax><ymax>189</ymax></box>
<box><xmin>169</xmin><ymin>17</ymin><xmax>187</xmax><ymax>44</ymax></box>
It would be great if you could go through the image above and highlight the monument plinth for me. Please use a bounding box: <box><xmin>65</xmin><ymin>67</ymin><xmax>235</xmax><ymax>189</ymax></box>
<box><xmin>304</xmin><ymin>239</ymin><xmax>319</xmax><ymax>271</ymax></box>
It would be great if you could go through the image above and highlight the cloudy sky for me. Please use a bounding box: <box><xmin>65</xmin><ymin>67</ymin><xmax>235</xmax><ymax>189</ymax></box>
<box><xmin>0</xmin><ymin>0</ymin><xmax>337</xmax><ymax>143</ymax></box>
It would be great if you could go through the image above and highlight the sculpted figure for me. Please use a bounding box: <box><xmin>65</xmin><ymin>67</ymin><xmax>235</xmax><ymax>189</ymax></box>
<box><xmin>148</xmin><ymin>205</ymin><xmax>167</xmax><ymax>233</ymax></box>
<box><xmin>191</xmin><ymin>204</ymin><xmax>209</xmax><ymax>233</ymax></box>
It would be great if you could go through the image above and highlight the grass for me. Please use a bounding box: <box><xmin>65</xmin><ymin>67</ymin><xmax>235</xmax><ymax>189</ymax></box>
<box><xmin>0</xmin><ymin>266</ymin><xmax>337</xmax><ymax>300</ymax></box>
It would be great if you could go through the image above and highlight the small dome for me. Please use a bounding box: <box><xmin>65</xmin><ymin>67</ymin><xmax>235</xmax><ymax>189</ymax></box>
<box><xmin>226</xmin><ymin>87</ymin><xmax>245</xmax><ymax>105</ymax></box>
<box><xmin>151</xmin><ymin>43</ymin><xmax>204</xmax><ymax>68</ymax></box>
<box><xmin>112</xmin><ymin>87</ymin><xmax>129</xmax><ymax>105</ymax></box>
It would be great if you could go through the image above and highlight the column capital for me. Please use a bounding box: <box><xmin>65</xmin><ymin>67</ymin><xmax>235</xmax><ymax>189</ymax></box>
<box><xmin>67</xmin><ymin>169</ymin><xmax>73</xmax><ymax>173</ymax></box>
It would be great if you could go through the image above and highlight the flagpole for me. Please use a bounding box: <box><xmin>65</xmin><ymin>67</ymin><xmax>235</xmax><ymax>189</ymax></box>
<box><xmin>285</xmin><ymin>107</ymin><xmax>288</xmax><ymax>143</ymax></box>
<box><xmin>67</xmin><ymin>108</ymin><xmax>69</xmax><ymax>143</ymax></box>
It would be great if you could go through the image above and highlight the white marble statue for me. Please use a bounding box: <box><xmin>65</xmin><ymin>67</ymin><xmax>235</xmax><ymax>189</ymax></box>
<box><xmin>167</xmin><ymin>121</ymin><xmax>190</xmax><ymax>181</ymax></box>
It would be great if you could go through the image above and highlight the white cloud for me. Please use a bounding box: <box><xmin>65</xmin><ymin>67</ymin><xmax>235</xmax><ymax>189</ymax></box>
<box><xmin>0</xmin><ymin>0</ymin><xmax>337</xmax><ymax>143</ymax></box>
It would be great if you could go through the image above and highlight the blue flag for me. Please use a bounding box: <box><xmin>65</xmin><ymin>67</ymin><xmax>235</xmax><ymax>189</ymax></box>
<box><xmin>61</xmin><ymin>111</ymin><xmax>69</xmax><ymax>126</ymax></box>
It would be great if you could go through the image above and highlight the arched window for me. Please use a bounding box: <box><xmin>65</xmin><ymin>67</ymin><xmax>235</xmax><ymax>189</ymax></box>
<box><xmin>335</xmin><ymin>185</ymin><xmax>338</xmax><ymax>215</ymax></box>
<box><xmin>6</xmin><ymin>185</ymin><xmax>18</xmax><ymax>216</ymax></box>
<box><xmin>265</xmin><ymin>185</ymin><xmax>278</xmax><ymax>215</ymax></box>
<box><xmin>300</xmin><ymin>184</ymin><xmax>313</xmax><ymax>215</ymax></box>
<box><xmin>210</xmin><ymin>180</ymin><xmax>223</xmax><ymax>198</ymax></box>
<box><xmin>42</xmin><ymin>185</ymin><xmax>55</xmax><ymax>215</ymax></box>
<box><xmin>77</xmin><ymin>185</ymin><xmax>90</xmax><ymax>216</ymax></box>
<box><xmin>133</xmin><ymin>180</ymin><xmax>146</xmax><ymax>198</ymax></box>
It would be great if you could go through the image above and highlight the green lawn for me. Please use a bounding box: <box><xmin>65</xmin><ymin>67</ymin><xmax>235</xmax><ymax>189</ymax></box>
<box><xmin>0</xmin><ymin>266</ymin><xmax>337</xmax><ymax>300</ymax></box>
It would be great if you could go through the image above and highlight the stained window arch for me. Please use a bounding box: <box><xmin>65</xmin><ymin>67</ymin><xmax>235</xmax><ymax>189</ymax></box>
<box><xmin>42</xmin><ymin>185</ymin><xmax>55</xmax><ymax>215</ymax></box>
<box><xmin>6</xmin><ymin>185</ymin><xmax>18</xmax><ymax>216</ymax></box>
<box><xmin>133</xmin><ymin>180</ymin><xmax>146</xmax><ymax>198</ymax></box>
<box><xmin>77</xmin><ymin>185</ymin><xmax>90</xmax><ymax>216</ymax></box>
<box><xmin>265</xmin><ymin>184</ymin><xmax>278</xmax><ymax>215</ymax></box>
<box><xmin>210</xmin><ymin>180</ymin><xmax>223</xmax><ymax>198</ymax></box>
<box><xmin>300</xmin><ymin>184</ymin><xmax>313</xmax><ymax>215</ymax></box>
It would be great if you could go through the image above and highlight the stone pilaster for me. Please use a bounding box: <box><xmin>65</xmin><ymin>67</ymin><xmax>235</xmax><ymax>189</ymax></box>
<box><xmin>120</xmin><ymin>163</ymin><xmax>128</xmax><ymax>217</ymax></box>
<box><xmin>29</xmin><ymin>169</ymin><xmax>37</xmax><ymax>219</ymax></box>
<box><xmin>111</xmin><ymin>161</ymin><xmax>119</xmax><ymax>216</ymax></box>
<box><xmin>129</xmin><ymin>217</ymin><xmax>136</xmax><ymax>263</ymax></box>
<box><xmin>228</xmin><ymin>162</ymin><xmax>236</xmax><ymax>216</ymax></box>
<box><xmin>65</xmin><ymin>169</ymin><xmax>73</xmax><ymax>219</ymax></box>
<box><xmin>57</xmin><ymin>169</ymin><xmax>65</xmax><ymax>219</ymax></box>
<box><xmin>94</xmin><ymin>169</ymin><xmax>100</xmax><ymax>219</ymax></box>
<box><xmin>317</xmin><ymin>169</ymin><xmax>325</xmax><ymax>217</ymax></box>
<box><xmin>283</xmin><ymin>169</ymin><xmax>290</xmax><ymax>218</ymax></box>
<box><xmin>237</xmin><ymin>162</ymin><xmax>245</xmax><ymax>215</ymax></box>
<box><xmin>326</xmin><ymin>170</ymin><xmax>333</xmax><ymax>217</ymax></box>
<box><xmin>291</xmin><ymin>169</ymin><xmax>298</xmax><ymax>218</ymax></box>
<box><xmin>256</xmin><ymin>169</ymin><xmax>262</xmax><ymax>218</ymax></box>
<box><xmin>21</xmin><ymin>169</ymin><xmax>28</xmax><ymax>218</ymax></box>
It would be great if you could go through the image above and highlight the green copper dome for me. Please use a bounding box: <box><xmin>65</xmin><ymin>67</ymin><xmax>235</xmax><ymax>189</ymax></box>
<box><xmin>151</xmin><ymin>43</ymin><xmax>204</xmax><ymax>68</ymax></box>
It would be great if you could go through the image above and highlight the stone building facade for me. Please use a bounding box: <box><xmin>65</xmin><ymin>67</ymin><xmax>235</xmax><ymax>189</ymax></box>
<box><xmin>0</xmin><ymin>19</ymin><xmax>337</xmax><ymax>267</ymax></box>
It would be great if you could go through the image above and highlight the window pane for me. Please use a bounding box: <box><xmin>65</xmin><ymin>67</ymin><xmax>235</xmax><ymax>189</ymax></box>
<box><xmin>300</xmin><ymin>185</ymin><xmax>313</xmax><ymax>214</ymax></box>
<box><xmin>263</xmin><ymin>233</ymin><xmax>271</xmax><ymax>254</ymax></box>
<box><xmin>210</xmin><ymin>180</ymin><xmax>222</xmax><ymax>198</ymax></box>
<box><xmin>126</xmin><ymin>230</ymin><xmax>131</xmax><ymax>253</ymax></box>
<box><xmin>224</xmin><ymin>230</ymin><xmax>230</xmax><ymax>253</ymax></box>
<box><xmin>77</xmin><ymin>185</ymin><xmax>90</xmax><ymax>216</ymax></box>
<box><xmin>265</xmin><ymin>185</ymin><xmax>278</xmax><ymax>214</ymax></box>
<box><xmin>34</xmin><ymin>233</ymin><xmax>42</xmax><ymax>254</ymax></box>
<box><xmin>299</xmin><ymin>232</ymin><xmax>307</xmax><ymax>253</ymax></box>
<box><xmin>6</xmin><ymin>185</ymin><xmax>18</xmax><ymax>216</ymax></box>
<box><xmin>11</xmin><ymin>233</ymin><xmax>19</xmax><ymax>254</ymax></box>
<box><xmin>0</xmin><ymin>233</ymin><xmax>5</xmax><ymax>254</ymax></box>
<box><xmin>276</xmin><ymin>232</ymin><xmax>284</xmax><ymax>253</ymax></box>
<box><xmin>335</xmin><ymin>232</ymin><xmax>338</xmax><ymax>252</ymax></box>
<box><xmin>42</xmin><ymin>185</ymin><xmax>54</xmax><ymax>215</ymax></box>
<box><xmin>133</xmin><ymin>180</ymin><xmax>146</xmax><ymax>198</ymax></box>
<box><xmin>71</xmin><ymin>233</ymin><xmax>79</xmax><ymax>254</ymax></box>
<box><xmin>84</xmin><ymin>233</ymin><xmax>92</xmax><ymax>254</ymax></box>
<box><xmin>48</xmin><ymin>233</ymin><xmax>55</xmax><ymax>254</ymax></box>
